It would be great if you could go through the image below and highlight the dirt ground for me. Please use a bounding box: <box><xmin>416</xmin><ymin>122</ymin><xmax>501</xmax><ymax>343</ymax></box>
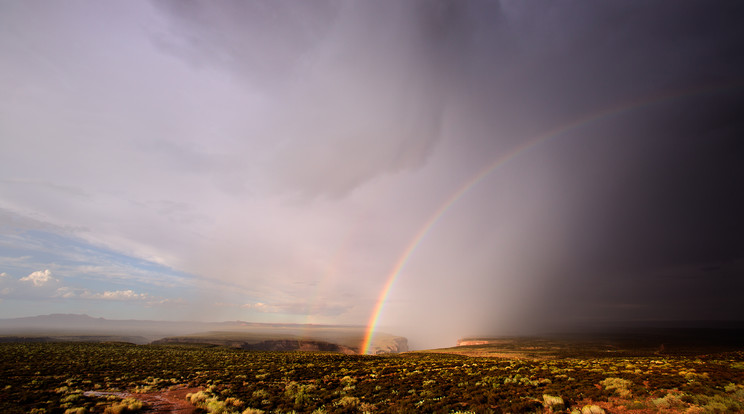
<box><xmin>85</xmin><ymin>386</ymin><xmax>200</xmax><ymax>414</ymax></box>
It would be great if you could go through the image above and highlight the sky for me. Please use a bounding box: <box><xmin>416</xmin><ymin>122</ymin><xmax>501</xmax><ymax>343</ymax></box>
<box><xmin>1</xmin><ymin>0</ymin><xmax>743</xmax><ymax>349</ymax></box>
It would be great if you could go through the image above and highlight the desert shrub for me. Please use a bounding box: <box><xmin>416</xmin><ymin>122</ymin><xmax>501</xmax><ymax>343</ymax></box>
<box><xmin>703</xmin><ymin>400</ymin><xmax>729</xmax><ymax>413</ymax></box>
<box><xmin>600</xmin><ymin>377</ymin><xmax>632</xmax><ymax>398</ymax></box>
<box><xmin>122</xmin><ymin>398</ymin><xmax>143</xmax><ymax>410</ymax></box>
<box><xmin>103</xmin><ymin>397</ymin><xmax>144</xmax><ymax>414</ymax></box>
<box><xmin>242</xmin><ymin>409</ymin><xmax>264</xmax><ymax>414</ymax></box>
<box><xmin>294</xmin><ymin>387</ymin><xmax>312</xmax><ymax>407</ymax></box>
<box><xmin>580</xmin><ymin>404</ymin><xmax>605</xmax><ymax>414</ymax></box>
<box><xmin>625</xmin><ymin>400</ymin><xmax>648</xmax><ymax>409</ymax></box>
<box><xmin>284</xmin><ymin>381</ymin><xmax>299</xmax><ymax>396</ymax></box>
<box><xmin>358</xmin><ymin>402</ymin><xmax>376</xmax><ymax>413</ymax></box>
<box><xmin>225</xmin><ymin>397</ymin><xmax>243</xmax><ymax>407</ymax></box>
<box><xmin>186</xmin><ymin>390</ymin><xmax>232</xmax><ymax>414</ymax></box>
<box><xmin>252</xmin><ymin>389</ymin><xmax>270</xmax><ymax>399</ymax></box>
<box><xmin>187</xmin><ymin>391</ymin><xmax>209</xmax><ymax>405</ymax></box>
<box><xmin>335</xmin><ymin>395</ymin><xmax>359</xmax><ymax>408</ymax></box>
<box><xmin>284</xmin><ymin>381</ymin><xmax>316</xmax><ymax>408</ymax></box>
<box><xmin>724</xmin><ymin>382</ymin><xmax>744</xmax><ymax>399</ymax></box>
<box><xmin>204</xmin><ymin>398</ymin><xmax>228</xmax><ymax>413</ymax></box>
<box><xmin>652</xmin><ymin>392</ymin><xmax>684</xmax><ymax>409</ymax></box>
<box><xmin>104</xmin><ymin>406</ymin><xmax>124</xmax><ymax>414</ymax></box>
<box><xmin>132</xmin><ymin>385</ymin><xmax>153</xmax><ymax>394</ymax></box>
<box><xmin>543</xmin><ymin>394</ymin><xmax>564</xmax><ymax>410</ymax></box>
<box><xmin>61</xmin><ymin>394</ymin><xmax>83</xmax><ymax>404</ymax></box>
<box><xmin>63</xmin><ymin>408</ymin><xmax>87</xmax><ymax>414</ymax></box>
<box><xmin>682</xmin><ymin>391</ymin><xmax>744</xmax><ymax>413</ymax></box>
<box><xmin>702</xmin><ymin>394</ymin><xmax>743</xmax><ymax>413</ymax></box>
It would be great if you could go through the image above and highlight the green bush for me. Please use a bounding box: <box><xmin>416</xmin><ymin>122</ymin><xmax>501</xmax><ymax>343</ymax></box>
<box><xmin>652</xmin><ymin>392</ymin><xmax>684</xmax><ymax>409</ymax></box>
<box><xmin>600</xmin><ymin>377</ymin><xmax>632</xmax><ymax>398</ymax></box>
<box><xmin>702</xmin><ymin>394</ymin><xmax>742</xmax><ymax>413</ymax></box>
<box><xmin>335</xmin><ymin>395</ymin><xmax>359</xmax><ymax>408</ymax></box>
<box><xmin>580</xmin><ymin>404</ymin><xmax>605</xmax><ymax>414</ymax></box>
<box><xmin>543</xmin><ymin>394</ymin><xmax>564</xmax><ymax>410</ymax></box>
<box><xmin>187</xmin><ymin>391</ymin><xmax>209</xmax><ymax>405</ymax></box>
<box><xmin>204</xmin><ymin>398</ymin><xmax>228</xmax><ymax>413</ymax></box>
<box><xmin>103</xmin><ymin>397</ymin><xmax>144</xmax><ymax>414</ymax></box>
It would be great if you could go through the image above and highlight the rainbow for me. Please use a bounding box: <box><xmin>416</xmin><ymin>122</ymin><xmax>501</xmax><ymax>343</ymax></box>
<box><xmin>360</xmin><ymin>82</ymin><xmax>741</xmax><ymax>354</ymax></box>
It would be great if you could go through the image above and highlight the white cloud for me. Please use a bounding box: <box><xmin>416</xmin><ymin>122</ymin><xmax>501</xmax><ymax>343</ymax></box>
<box><xmin>242</xmin><ymin>302</ymin><xmax>275</xmax><ymax>312</ymax></box>
<box><xmin>81</xmin><ymin>289</ymin><xmax>148</xmax><ymax>301</ymax></box>
<box><xmin>146</xmin><ymin>297</ymin><xmax>186</xmax><ymax>306</ymax></box>
<box><xmin>54</xmin><ymin>286</ymin><xmax>79</xmax><ymax>298</ymax></box>
<box><xmin>20</xmin><ymin>269</ymin><xmax>58</xmax><ymax>287</ymax></box>
<box><xmin>51</xmin><ymin>287</ymin><xmax>150</xmax><ymax>301</ymax></box>
<box><xmin>241</xmin><ymin>301</ymin><xmax>351</xmax><ymax>316</ymax></box>
<box><xmin>0</xmin><ymin>266</ymin><xmax>153</xmax><ymax>303</ymax></box>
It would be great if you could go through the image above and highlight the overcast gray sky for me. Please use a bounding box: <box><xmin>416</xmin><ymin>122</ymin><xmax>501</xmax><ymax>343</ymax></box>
<box><xmin>1</xmin><ymin>0</ymin><xmax>743</xmax><ymax>349</ymax></box>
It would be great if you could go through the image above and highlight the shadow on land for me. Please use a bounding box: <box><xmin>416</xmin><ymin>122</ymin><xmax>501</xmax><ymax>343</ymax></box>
<box><xmin>440</xmin><ymin>321</ymin><xmax>744</xmax><ymax>358</ymax></box>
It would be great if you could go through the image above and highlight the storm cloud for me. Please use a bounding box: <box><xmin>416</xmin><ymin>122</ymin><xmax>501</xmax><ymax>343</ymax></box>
<box><xmin>1</xmin><ymin>0</ymin><xmax>742</xmax><ymax>348</ymax></box>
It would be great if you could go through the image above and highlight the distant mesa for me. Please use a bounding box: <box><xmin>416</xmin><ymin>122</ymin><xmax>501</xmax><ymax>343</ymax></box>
<box><xmin>0</xmin><ymin>314</ymin><xmax>408</xmax><ymax>354</ymax></box>
<box><xmin>152</xmin><ymin>336</ymin><xmax>359</xmax><ymax>354</ymax></box>
<box><xmin>448</xmin><ymin>325</ymin><xmax>744</xmax><ymax>358</ymax></box>
<box><xmin>373</xmin><ymin>336</ymin><xmax>409</xmax><ymax>354</ymax></box>
<box><xmin>152</xmin><ymin>331</ymin><xmax>408</xmax><ymax>354</ymax></box>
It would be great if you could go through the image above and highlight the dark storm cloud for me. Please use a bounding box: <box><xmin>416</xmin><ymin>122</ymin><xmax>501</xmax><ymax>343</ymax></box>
<box><xmin>479</xmin><ymin>1</ymin><xmax>744</xmax><ymax>328</ymax></box>
<box><xmin>152</xmin><ymin>0</ymin><xmax>472</xmax><ymax>196</ymax></box>
<box><xmin>2</xmin><ymin>0</ymin><xmax>743</xmax><ymax>346</ymax></box>
<box><xmin>150</xmin><ymin>0</ymin><xmax>744</xmax><ymax>331</ymax></box>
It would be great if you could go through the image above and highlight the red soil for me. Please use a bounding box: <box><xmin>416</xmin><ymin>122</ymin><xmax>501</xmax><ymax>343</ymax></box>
<box><xmin>85</xmin><ymin>386</ymin><xmax>201</xmax><ymax>414</ymax></box>
<box><xmin>137</xmin><ymin>386</ymin><xmax>200</xmax><ymax>414</ymax></box>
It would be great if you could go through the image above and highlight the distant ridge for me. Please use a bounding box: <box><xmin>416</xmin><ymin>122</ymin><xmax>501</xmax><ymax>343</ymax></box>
<box><xmin>0</xmin><ymin>314</ymin><xmax>408</xmax><ymax>354</ymax></box>
<box><xmin>452</xmin><ymin>322</ymin><xmax>744</xmax><ymax>358</ymax></box>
